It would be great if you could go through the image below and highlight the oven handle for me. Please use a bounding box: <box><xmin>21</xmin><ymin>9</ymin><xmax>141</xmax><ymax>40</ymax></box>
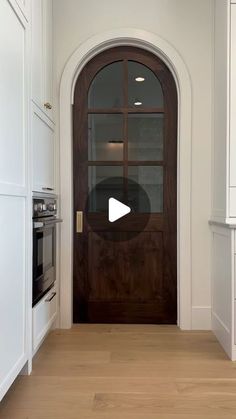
<box><xmin>45</xmin><ymin>292</ymin><xmax>57</xmax><ymax>302</ymax></box>
<box><xmin>33</xmin><ymin>218</ymin><xmax>63</xmax><ymax>230</ymax></box>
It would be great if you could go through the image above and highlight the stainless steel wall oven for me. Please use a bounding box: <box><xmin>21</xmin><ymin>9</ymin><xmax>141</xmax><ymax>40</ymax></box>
<box><xmin>33</xmin><ymin>194</ymin><xmax>62</xmax><ymax>306</ymax></box>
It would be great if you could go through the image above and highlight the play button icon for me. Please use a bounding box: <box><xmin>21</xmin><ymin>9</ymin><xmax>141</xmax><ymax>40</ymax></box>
<box><xmin>108</xmin><ymin>198</ymin><xmax>131</xmax><ymax>223</ymax></box>
<box><xmin>85</xmin><ymin>176</ymin><xmax>150</xmax><ymax>242</ymax></box>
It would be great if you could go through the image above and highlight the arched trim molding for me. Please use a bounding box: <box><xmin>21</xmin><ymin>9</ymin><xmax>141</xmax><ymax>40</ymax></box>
<box><xmin>59</xmin><ymin>28</ymin><xmax>192</xmax><ymax>329</ymax></box>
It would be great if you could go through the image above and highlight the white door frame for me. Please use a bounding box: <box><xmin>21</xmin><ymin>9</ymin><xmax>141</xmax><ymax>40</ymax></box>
<box><xmin>59</xmin><ymin>28</ymin><xmax>192</xmax><ymax>329</ymax></box>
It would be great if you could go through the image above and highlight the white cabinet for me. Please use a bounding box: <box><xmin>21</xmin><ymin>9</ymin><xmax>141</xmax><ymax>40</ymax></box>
<box><xmin>230</xmin><ymin>5</ymin><xmax>236</xmax><ymax>217</ymax></box>
<box><xmin>31</xmin><ymin>0</ymin><xmax>43</xmax><ymax>107</ymax></box>
<box><xmin>31</xmin><ymin>0</ymin><xmax>53</xmax><ymax>121</ymax></box>
<box><xmin>213</xmin><ymin>1</ymin><xmax>236</xmax><ymax>221</ymax></box>
<box><xmin>211</xmin><ymin>224</ymin><xmax>236</xmax><ymax>360</ymax></box>
<box><xmin>33</xmin><ymin>285</ymin><xmax>57</xmax><ymax>353</ymax></box>
<box><xmin>15</xmin><ymin>0</ymin><xmax>30</xmax><ymax>21</ymax></box>
<box><xmin>31</xmin><ymin>0</ymin><xmax>55</xmax><ymax>193</ymax></box>
<box><xmin>230</xmin><ymin>7</ymin><xmax>236</xmax><ymax>187</ymax></box>
<box><xmin>0</xmin><ymin>4</ymin><xmax>25</xmax><ymax>188</ymax></box>
<box><xmin>43</xmin><ymin>0</ymin><xmax>53</xmax><ymax>115</ymax></box>
<box><xmin>0</xmin><ymin>0</ymin><xmax>30</xmax><ymax>401</ymax></box>
<box><xmin>32</xmin><ymin>105</ymin><xmax>55</xmax><ymax>193</ymax></box>
<box><xmin>0</xmin><ymin>197</ymin><xmax>27</xmax><ymax>397</ymax></box>
<box><xmin>211</xmin><ymin>0</ymin><xmax>236</xmax><ymax>360</ymax></box>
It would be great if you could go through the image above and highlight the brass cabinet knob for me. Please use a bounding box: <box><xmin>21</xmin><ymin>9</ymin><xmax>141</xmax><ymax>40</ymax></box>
<box><xmin>44</xmin><ymin>102</ymin><xmax>52</xmax><ymax>110</ymax></box>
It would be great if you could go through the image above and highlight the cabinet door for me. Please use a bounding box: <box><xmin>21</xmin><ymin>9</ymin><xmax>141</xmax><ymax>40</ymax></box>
<box><xmin>0</xmin><ymin>197</ymin><xmax>27</xmax><ymax>399</ymax></box>
<box><xmin>31</xmin><ymin>0</ymin><xmax>44</xmax><ymax>108</ymax></box>
<box><xmin>43</xmin><ymin>0</ymin><xmax>53</xmax><ymax>119</ymax></box>
<box><xmin>230</xmin><ymin>6</ymin><xmax>236</xmax><ymax>188</ymax></box>
<box><xmin>32</xmin><ymin>107</ymin><xmax>55</xmax><ymax>193</ymax></box>
<box><xmin>31</xmin><ymin>0</ymin><xmax>54</xmax><ymax>120</ymax></box>
<box><xmin>15</xmin><ymin>0</ymin><xmax>30</xmax><ymax>20</ymax></box>
<box><xmin>230</xmin><ymin>6</ymin><xmax>236</xmax><ymax>216</ymax></box>
<box><xmin>0</xmin><ymin>0</ymin><xmax>28</xmax><ymax>401</ymax></box>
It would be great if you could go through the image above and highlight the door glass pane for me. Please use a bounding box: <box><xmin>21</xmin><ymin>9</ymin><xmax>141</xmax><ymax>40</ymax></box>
<box><xmin>128</xmin><ymin>114</ymin><xmax>164</xmax><ymax>161</ymax></box>
<box><xmin>88</xmin><ymin>114</ymin><xmax>124</xmax><ymax>161</ymax></box>
<box><xmin>88</xmin><ymin>62</ymin><xmax>123</xmax><ymax>108</ymax></box>
<box><xmin>88</xmin><ymin>166</ymin><xmax>123</xmax><ymax>212</ymax></box>
<box><xmin>128</xmin><ymin>166</ymin><xmax>163</xmax><ymax>212</ymax></box>
<box><xmin>128</xmin><ymin>61</ymin><xmax>163</xmax><ymax>108</ymax></box>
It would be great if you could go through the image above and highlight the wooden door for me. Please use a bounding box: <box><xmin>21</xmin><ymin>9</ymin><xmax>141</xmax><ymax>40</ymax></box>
<box><xmin>73</xmin><ymin>47</ymin><xmax>177</xmax><ymax>324</ymax></box>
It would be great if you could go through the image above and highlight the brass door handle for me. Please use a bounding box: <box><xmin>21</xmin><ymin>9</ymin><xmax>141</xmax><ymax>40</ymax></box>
<box><xmin>76</xmin><ymin>211</ymin><xmax>83</xmax><ymax>233</ymax></box>
<box><xmin>44</xmin><ymin>102</ymin><xmax>52</xmax><ymax>110</ymax></box>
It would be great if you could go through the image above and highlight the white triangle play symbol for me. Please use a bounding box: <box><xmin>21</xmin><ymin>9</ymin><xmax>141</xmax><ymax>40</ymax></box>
<box><xmin>108</xmin><ymin>197</ymin><xmax>131</xmax><ymax>223</ymax></box>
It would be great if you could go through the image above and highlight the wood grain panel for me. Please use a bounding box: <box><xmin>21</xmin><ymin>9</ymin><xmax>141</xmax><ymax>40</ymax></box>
<box><xmin>88</xmin><ymin>231</ymin><xmax>163</xmax><ymax>301</ymax></box>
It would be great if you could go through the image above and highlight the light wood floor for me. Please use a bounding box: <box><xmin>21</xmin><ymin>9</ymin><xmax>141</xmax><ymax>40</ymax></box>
<box><xmin>1</xmin><ymin>325</ymin><xmax>236</xmax><ymax>418</ymax></box>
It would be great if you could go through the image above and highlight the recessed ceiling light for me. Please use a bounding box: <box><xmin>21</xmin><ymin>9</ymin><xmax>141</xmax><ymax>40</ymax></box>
<box><xmin>134</xmin><ymin>101</ymin><xmax>142</xmax><ymax>106</ymax></box>
<box><xmin>135</xmin><ymin>76</ymin><xmax>145</xmax><ymax>82</ymax></box>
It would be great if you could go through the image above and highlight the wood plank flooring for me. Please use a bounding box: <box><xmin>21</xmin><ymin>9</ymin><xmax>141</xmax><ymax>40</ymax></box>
<box><xmin>1</xmin><ymin>325</ymin><xmax>236</xmax><ymax>418</ymax></box>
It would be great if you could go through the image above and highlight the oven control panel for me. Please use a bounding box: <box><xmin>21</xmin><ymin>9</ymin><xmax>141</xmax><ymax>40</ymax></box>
<box><xmin>33</xmin><ymin>196</ymin><xmax>57</xmax><ymax>218</ymax></box>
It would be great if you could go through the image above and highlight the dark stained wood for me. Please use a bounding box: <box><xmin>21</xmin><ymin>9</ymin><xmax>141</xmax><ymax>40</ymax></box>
<box><xmin>87</xmin><ymin>108</ymin><xmax>165</xmax><ymax>113</ymax></box>
<box><xmin>73</xmin><ymin>46</ymin><xmax>177</xmax><ymax>324</ymax></box>
<box><xmin>86</xmin><ymin>213</ymin><xmax>165</xmax><ymax>232</ymax></box>
<box><xmin>88</xmin><ymin>106</ymin><xmax>165</xmax><ymax>115</ymax></box>
<box><xmin>87</xmin><ymin>161</ymin><xmax>165</xmax><ymax>166</ymax></box>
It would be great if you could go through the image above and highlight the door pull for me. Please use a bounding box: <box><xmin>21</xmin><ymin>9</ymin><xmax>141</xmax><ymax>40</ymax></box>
<box><xmin>76</xmin><ymin>211</ymin><xmax>83</xmax><ymax>233</ymax></box>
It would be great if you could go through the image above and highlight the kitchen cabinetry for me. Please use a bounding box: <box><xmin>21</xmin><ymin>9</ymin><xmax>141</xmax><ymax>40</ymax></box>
<box><xmin>31</xmin><ymin>0</ymin><xmax>53</xmax><ymax>121</ymax></box>
<box><xmin>32</xmin><ymin>105</ymin><xmax>55</xmax><ymax>193</ymax></box>
<box><xmin>0</xmin><ymin>0</ymin><xmax>30</xmax><ymax>401</ymax></box>
<box><xmin>211</xmin><ymin>223</ymin><xmax>236</xmax><ymax>360</ymax></box>
<box><xmin>31</xmin><ymin>0</ymin><xmax>58</xmax><ymax>356</ymax></box>
<box><xmin>31</xmin><ymin>0</ymin><xmax>55</xmax><ymax>193</ymax></box>
<box><xmin>212</xmin><ymin>0</ymin><xmax>236</xmax><ymax>222</ymax></box>
<box><xmin>33</xmin><ymin>284</ymin><xmax>57</xmax><ymax>354</ymax></box>
<box><xmin>15</xmin><ymin>0</ymin><xmax>30</xmax><ymax>20</ymax></box>
<box><xmin>0</xmin><ymin>0</ymin><xmax>57</xmax><ymax>401</ymax></box>
<box><xmin>211</xmin><ymin>0</ymin><xmax>236</xmax><ymax>359</ymax></box>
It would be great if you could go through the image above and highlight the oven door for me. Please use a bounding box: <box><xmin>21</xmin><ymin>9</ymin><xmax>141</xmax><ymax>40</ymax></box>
<box><xmin>33</xmin><ymin>218</ymin><xmax>61</xmax><ymax>306</ymax></box>
<box><xmin>33</xmin><ymin>221</ymin><xmax>55</xmax><ymax>279</ymax></box>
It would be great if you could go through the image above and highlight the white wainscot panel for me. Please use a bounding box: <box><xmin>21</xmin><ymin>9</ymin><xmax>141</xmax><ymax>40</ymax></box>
<box><xmin>212</xmin><ymin>227</ymin><xmax>232</xmax><ymax>358</ymax></box>
<box><xmin>0</xmin><ymin>196</ymin><xmax>26</xmax><ymax>399</ymax></box>
<box><xmin>0</xmin><ymin>0</ymin><xmax>25</xmax><ymax>188</ymax></box>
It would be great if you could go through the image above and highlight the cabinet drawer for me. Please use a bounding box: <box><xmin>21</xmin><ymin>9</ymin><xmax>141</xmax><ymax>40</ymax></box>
<box><xmin>33</xmin><ymin>286</ymin><xmax>57</xmax><ymax>352</ymax></box>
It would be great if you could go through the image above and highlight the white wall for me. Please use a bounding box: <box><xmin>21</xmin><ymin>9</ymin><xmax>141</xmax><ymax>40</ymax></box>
<box><xmin>53</xmin><ymin>0</ymin><xmax>214</xmax><ymax>328</ymax></box>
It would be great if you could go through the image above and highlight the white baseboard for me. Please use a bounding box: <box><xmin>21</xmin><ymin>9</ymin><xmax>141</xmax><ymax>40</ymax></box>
<box><xmin>212</xmin><ymin>311</ymin><xmax>232</xmax><ymax>359</ymax></box>
<box><xmin>191</xmin><ymin>306</ymin><xmax>211</xmax><ymax>330</ymax></box>
<box><xmin>0</xmin><ymin>354</ymin><xmax>27</xmax><ymax>402</ymax></box>
<box><xmin>231</xmin><ymin>347</ymin><xmax>236</xmax><ymax>361</ymax></box>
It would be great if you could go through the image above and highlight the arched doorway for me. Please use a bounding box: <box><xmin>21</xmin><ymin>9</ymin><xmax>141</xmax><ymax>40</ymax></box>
<box><xmin>73</xmin><ymin>46</ymin><xmax>177</xmax><ymax>324</ymax></box>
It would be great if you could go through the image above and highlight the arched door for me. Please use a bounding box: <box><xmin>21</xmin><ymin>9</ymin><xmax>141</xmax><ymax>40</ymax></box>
<box><xmin>73</xmin><ymin>46</ymin><xmax>177</xmax><ymax>324</ymax></box>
